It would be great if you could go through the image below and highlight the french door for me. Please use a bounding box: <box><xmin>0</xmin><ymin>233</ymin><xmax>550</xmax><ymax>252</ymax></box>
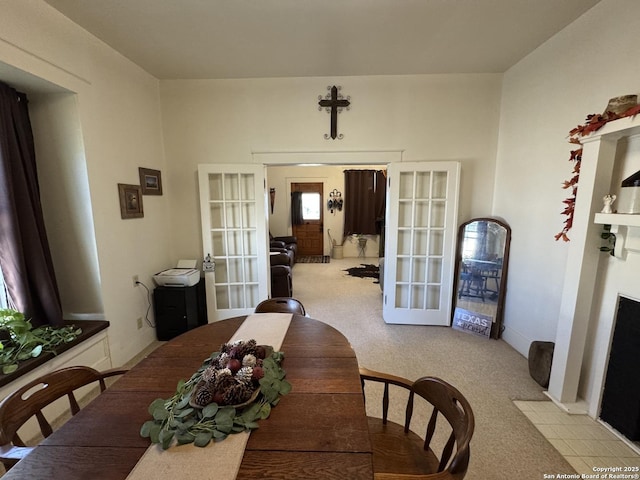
<box><xmin>198</xmin><ymin>164</ymin><xmax>269</xmax><ymax>321</ymax></box>
<box><xmin>383</xmin><ymin>162</ymin><xmax>460</xmax><ymax>325</ymax></box>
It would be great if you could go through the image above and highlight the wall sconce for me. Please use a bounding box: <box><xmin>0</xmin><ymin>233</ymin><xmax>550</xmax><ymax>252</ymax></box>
<box><xmin>269</xmin><ymin>188</ymin><xmax>276</xmax><ymax>214</ymax></box>
<box><xmin>327</xmin><ymin>189</ymin><xmax>343</xmax><ymax>213</ymax></box>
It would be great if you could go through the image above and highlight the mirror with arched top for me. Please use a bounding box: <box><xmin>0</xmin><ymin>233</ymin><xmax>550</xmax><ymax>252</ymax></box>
<box><xmin>451</xmin><ymin>218</ymin><xmax>511</xmax><ymax>339</ymax></box>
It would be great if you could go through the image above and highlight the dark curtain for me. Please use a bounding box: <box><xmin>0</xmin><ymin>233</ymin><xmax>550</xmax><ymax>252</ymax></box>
<box><xmin>0</xmin><ymin>81</ymin><xmax>63</xmax><ymax>327</ymax></box>
<box><xmin>291</xmin><ymin>191</ymin><xmax>304</xmax><ymax>226</ymax></box>
<box><xmin>343</xmin><ymin>169</ymin><xmax>386</xmax><ymax>236</ymax></box>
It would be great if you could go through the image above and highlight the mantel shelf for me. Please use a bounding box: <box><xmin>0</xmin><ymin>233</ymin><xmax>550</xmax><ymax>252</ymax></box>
<box><xmin>594</xmin><ymin>213</ymin><xmax>640</xmax><ymax>227</ymax></box>
<box><xmin>581</xmin><ymin>115</ymin><xmax>640</xmax><ymax>143</ymax></box>
<box><xmin>593</xmin><ymin>213</ymin><xmax>640</xmax><ymax>258</ymax></box>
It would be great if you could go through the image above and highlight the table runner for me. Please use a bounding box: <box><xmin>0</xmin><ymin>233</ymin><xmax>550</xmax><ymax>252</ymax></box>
<box><xmin>126</xmin><ymin>313</ymin><xmax>293</xmax><ymax>480</ymax></box>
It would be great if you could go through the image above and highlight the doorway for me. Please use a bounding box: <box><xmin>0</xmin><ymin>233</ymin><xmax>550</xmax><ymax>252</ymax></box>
<box><xmin>291</xmin><ymin>182</ymin><xmax>324</xmax><ymax>256</ymax></box>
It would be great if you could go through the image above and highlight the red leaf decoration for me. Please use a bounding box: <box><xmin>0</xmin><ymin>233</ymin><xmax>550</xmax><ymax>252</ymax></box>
<box><xmin>623</xmin><ymin>104</ymin><xmax>640</xmax><ymax>117</ymax></box>
<box><xmin>557</xmin><ymin>104</ymin><xmax>639</xmax><ymax>241</ymax></box>
<box><xmin>569</xmin><ymin>148</ymin><xmax>582</xmax><ymax>161</ymax></box>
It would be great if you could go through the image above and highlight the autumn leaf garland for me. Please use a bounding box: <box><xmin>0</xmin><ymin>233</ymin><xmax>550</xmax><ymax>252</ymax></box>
<box><xmin>556</xmin><ymin>105</ymin><xmax>640</xmax><ymax>242</ymax></box>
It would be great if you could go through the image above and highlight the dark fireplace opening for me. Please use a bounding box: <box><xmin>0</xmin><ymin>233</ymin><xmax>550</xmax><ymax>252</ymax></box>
<box><xmin>600</xmin><ymin>296</ymin><xmax>640</xmax><ymax>441</ymax></box>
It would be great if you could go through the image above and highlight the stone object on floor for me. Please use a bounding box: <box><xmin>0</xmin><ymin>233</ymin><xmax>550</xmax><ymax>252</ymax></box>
<box><xmin>528</xmin><ymin>341</ymin><xmax>555</xmax><ymax>388</ymax></box>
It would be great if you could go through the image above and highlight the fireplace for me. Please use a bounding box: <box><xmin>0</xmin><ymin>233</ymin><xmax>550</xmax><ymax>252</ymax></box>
<box><xmin>599</xmin><ymin>296</ymin><xmax>640</xmax><ymax>440</ymax></box>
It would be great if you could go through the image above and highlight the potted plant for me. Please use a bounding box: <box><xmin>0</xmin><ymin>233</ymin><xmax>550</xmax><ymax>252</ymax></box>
<box><xmin>349</xmin><ymin>234</ymin><xmax>368</xmax><ymax>257</ymax></box>
<box><xmin>0</xmin><ymin>308</ymin><xmax>82</xmax><ymax>374</ymax></box>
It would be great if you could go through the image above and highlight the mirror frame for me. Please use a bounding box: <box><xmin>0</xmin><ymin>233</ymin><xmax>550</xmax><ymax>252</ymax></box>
<box><xmin>451</xmin><ymin>217</ymin><xmax>511</xmax><ymax>339</ymax></box>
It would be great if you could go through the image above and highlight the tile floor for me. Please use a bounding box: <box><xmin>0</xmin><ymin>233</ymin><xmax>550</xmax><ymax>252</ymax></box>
<box><xmin>514</xmin><ymin>400</ymin><xmax>640</xmax><ymax>476</ymax></box>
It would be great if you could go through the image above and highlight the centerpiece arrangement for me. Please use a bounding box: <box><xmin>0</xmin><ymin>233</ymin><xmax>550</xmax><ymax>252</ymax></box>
<box><xmin>140</xmin><ymin>339</ymin><xmax>291</xmax><ymax>449</ymax></box>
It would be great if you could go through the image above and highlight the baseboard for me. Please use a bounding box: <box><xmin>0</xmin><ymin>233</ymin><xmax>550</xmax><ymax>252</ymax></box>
<box><xmin>501</xmin><ymin>325</ymin><xmax>533</xmax><ymax>358</ymax></box>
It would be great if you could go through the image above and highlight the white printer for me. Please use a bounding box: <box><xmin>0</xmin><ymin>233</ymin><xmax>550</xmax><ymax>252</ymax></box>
<box><xmin>153</xmin><ymin>260</ymin><xmax>200</xmax><ymax>287</ymax></box>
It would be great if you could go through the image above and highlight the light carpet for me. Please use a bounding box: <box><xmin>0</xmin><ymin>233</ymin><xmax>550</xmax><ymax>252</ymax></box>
<box><xmin>292</xmin><ymin>258</ymin><xmax>575</xmax><ymax>480</ymax></box>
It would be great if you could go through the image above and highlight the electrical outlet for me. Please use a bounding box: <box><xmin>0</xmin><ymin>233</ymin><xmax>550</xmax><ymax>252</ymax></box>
<box><xmin>132</xmin><ymin>275</ymin><xmax>139</xmax><ymax>287</ymax></box>
<box><xmin>136</xmin><ymin>317</ymin><xmax>143</xmax><ymax>329</ymax></box>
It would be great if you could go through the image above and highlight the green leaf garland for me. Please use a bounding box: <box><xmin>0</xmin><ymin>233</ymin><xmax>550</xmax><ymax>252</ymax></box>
<box><xmin>0</xmin><ymin>308</ymin><xmax>82</xmax><ymax>374</ymax></box>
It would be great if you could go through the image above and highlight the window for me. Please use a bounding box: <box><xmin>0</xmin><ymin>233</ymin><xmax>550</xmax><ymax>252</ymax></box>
<box><xmin>0</xmin><ymin>265</ymin><xmax>10</xmax><ymax>309</ymax></box>
<box><xmin>301</xmin><ymin>193</ymin><xmax>320</xmax><ymax>220</ymax></box>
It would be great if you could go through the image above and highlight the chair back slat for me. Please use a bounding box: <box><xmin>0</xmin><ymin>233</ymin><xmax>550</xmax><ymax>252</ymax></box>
<box><xmin>439</xmin><ymin>432</ymin><xmax>457</xmax><ymax>471</ymax></box>
<box><xmin>34</xmin><ymin>411</ymin><xmax>53</xmax><ymax>439</ymax></box>
<box><xmin>382</xmin><ymin>383</ymin><xmax>390</xmax><ymax>424</ymax></box>
<box><xmin>424</xmin><ymin>407</ymin><xmax>438</xmax><ymax>447</ymax></box>
<box><xmin>404</xmin><ymin>391</ymin><xmax>415</xmax><ymax>433</ymax></box>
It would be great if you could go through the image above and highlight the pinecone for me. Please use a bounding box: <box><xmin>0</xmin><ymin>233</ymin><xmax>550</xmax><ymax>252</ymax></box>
<box><xmin>223</xmin><ymin>383</ymin><xmax>254</xmax><ymax>405</ymax></box>
<box><xmin>194</xmin><ymin>383</ymin><xmax>214</xmax><ymax>407</ymax></box>
<box><xmin>236</xmin><ymin>366</ymin><xmax>253</xmax><ymax>384</ymax></box>
<box><xmin>214</xmin><ymin>352</ymin><xmax>230</xmax><ymax>369</ymax></box>
<box><xmin>232</xmin><ymin>339</ymin><xmax>258</xmax><ymax>359</ymax></box>
<box><xmin>201</xmin><ymin>365</ymin><xmax>217</xmax><ymax>383</ymax></box>
<box><xmin>242</xmin><ymin>354</ymin><xmax>257</xmax><ymax>367</ymax></box>
<box><xmin>213</xmin><ymin>372</ymin><xmax>236</xmax><ymax>393</ymax></box>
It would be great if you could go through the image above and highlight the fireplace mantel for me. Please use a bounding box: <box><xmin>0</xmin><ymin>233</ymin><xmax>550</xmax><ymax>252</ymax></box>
<box><xmin>548</xmin><ymin>115</ymin><xmax>640</xmax><ymax>413</ymax></box>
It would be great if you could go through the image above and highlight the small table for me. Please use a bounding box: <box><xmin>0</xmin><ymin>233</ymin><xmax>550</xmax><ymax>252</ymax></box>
<box><xmin>2</xmin><ymin>315</ymin><xmax>373</xmax><ymax>479</ymax></box>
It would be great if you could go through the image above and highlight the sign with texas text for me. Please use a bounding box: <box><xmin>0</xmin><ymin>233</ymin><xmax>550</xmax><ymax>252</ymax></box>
<box><xmin>452</xmin><ymin>307</ymin><xmax>493</xmax><ymax>338</ymax></box>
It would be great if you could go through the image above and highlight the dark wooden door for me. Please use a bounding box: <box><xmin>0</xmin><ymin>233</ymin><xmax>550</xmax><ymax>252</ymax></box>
<box><xmin>291</xmin><ymin>182</ymin><xmax>323</xmax><ymax>256</ymax></box>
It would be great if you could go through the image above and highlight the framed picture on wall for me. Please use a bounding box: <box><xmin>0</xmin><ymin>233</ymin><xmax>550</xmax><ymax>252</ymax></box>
<box><xmin>138</xmin><ymin>167</ymin><xmax>163</xmax><ymax>195</ymax></box>
<box><xmin>118</xmin><ymin>183</ymin><xmax>144</xmax><ymax>219</ymax></box>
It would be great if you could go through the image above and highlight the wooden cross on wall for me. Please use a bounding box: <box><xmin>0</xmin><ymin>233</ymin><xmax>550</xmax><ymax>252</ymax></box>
<box><xmin>318</xmin><ymin>85</ymin><xmax>350</xmax><ymax>140</ymax></box>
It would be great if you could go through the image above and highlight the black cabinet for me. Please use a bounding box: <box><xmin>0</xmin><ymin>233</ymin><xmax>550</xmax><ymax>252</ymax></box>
<box><xmin>153</xmin><ymin>283</ymin><xmax>206</xmax><ymax>341</ymax></box>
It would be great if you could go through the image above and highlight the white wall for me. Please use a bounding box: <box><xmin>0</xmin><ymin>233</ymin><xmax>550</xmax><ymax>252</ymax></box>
<box><xmin>495</xmin><ymin>0</ymin><xmax>640</xmax><ymax>393</ymax></box>
<box><xmin>161</xmin><ymin>75</ymin><xmax>503</xmax><ymax>262</ymax></box>
<box><xmin>29</xmin><ymin>92</ymin><xmax>104</xmax><ymax>315</ymax></box>
<box><xmin>0</xmin><ymin>0</ymin><xmax>172</xmax><ymax>366</ymax></box>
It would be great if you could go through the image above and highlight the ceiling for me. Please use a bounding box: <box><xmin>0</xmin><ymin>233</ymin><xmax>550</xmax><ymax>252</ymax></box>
<box><xmin>42</xmin><ymin>0</ymin><xmax>601</xmax><ymax>80</ymax></box>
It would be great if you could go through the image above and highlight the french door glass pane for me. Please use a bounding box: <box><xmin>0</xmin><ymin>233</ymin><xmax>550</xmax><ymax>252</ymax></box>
<box><xmin>432</xmin><ymin>172</ymin><xmax>448</xmax><ymax>198</ymax></box>
<box><xmin>415</xmin><ymin>172</ymin><xmax>431</xmax><ymax>198</ymax></box>
<box><xmin>427</xmin><ymin>258</ymin><xmax>443</xmax><ymax>283</ymax></box>
<box><xmin>209</xmin><ymin>174</ymin><xmax>223</xmax><ymax>201</ymax></box>
<box><xmin>429</xmin><ymin>230</ymin><xmax>444</xmax><ymax>256</ymax></box>
<box><xmin>412</xmin><ymin>258</ymin><xmax>427</xmax><ymax>282</ymax></box>
<box><xmin>225</xmin><ymin>174</ymin><xmax>239</xmax><ymax>200</ymax></box>
<box><xmin>414</xmin><ymin>230</ymin><xmax>428</xmax><ymax>253</ymax></box>
<box><xmin>240</xmin><ymin>174</ymin><xmax>255</xmax><ymax>200</ymax></box>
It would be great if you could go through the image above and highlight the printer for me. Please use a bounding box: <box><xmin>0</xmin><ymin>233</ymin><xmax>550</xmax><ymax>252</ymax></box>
<box><xmin>153</xmin><ymin>260</ymin><xmax>200</xmax><ymax>287</ymax></box>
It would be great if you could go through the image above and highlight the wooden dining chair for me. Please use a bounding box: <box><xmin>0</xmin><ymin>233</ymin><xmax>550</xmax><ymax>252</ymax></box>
<box><xmin>255</xmin><ymin>297</ymin><xmax>306</xmax><ymax>315</ymax></box>
<box><xmin>0</xmin><ymin>365</ymin><xmax>127</xmax><ymax>471</ymax></box>
<box><xmin>359</xmin><ymin>367</ymin><xmax>475</xmax><ymax>480</ymax></box>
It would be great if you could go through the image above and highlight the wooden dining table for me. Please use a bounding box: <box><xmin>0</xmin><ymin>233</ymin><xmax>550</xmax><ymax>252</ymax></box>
<box><xmin>2</xmin><ymin>314</ymin><xmax>373</xmax><ymax>479</ymax></box>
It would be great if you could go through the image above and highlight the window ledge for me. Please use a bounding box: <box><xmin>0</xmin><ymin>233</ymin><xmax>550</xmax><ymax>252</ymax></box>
<box><xmin>0</xmin><ymin>320</ymin><xmax>109</xmax><ymax>388</ymax></box>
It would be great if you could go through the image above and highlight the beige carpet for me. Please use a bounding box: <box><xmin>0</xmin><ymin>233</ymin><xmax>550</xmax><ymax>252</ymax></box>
<box><xmin>292</xmin><ymin>258</ymin><xmax>575</xmax><ymax>480</ymax></box>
